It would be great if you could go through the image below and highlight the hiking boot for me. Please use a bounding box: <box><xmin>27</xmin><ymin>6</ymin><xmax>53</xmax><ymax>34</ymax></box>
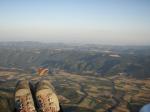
<box><xmin>35</xmin><ymin>80</ymin><xmax>60</xmax><ymax>112</ymax></box>
<box><xmin>15</xmin><ymin>80</ymin><xmax>37</xmax><ymax>112</ymax></box>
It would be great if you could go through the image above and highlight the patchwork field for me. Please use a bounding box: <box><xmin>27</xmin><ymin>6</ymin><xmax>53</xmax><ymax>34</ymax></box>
<box><xmin>0</xmin><ymin>70</ymin><xmax>150</xmax><ymax>112</ymax></box>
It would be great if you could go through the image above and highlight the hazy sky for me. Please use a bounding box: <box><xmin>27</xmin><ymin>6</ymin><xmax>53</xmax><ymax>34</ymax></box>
<box><xmin>0</xmin><ymin>0</ymin><xmax>150</xmax><ymax>45</ymax></box>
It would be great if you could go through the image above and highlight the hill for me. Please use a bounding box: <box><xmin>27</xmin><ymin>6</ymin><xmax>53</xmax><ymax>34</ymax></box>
<box><xmin>0</xmin><ymin>42</ymin><xmax>150</xmax><ymax>79</ymax></box>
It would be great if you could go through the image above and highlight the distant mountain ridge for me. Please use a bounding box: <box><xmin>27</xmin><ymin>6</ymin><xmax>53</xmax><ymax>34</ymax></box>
<box><xmin>0</xmin><ymin>42</ymin><xmax>150</xmax><ymax>79</ymax></box>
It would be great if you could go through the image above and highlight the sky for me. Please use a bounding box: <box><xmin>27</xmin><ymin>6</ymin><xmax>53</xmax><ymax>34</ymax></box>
<box><xmin>0</xmin><ymin>0</ymin><xmax>150</xmax><ymax>45</ymax></box>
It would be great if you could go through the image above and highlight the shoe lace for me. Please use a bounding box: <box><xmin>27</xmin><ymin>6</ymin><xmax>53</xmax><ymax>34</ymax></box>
<box><xmin>17</xmin><ymin>93</ymin><xmax>36</xmax><ymax>112</ymax></box>
<box><xmin>38</xmin><ymin>93</ymin><xmax>57</xmax><ymax>112</ymax></box>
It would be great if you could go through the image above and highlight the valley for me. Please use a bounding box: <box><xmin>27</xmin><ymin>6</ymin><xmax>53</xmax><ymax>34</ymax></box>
<box><xmin>0</xmin><ymin>70</ymin><xmax>149</xmax><ymax>112</ymax></box>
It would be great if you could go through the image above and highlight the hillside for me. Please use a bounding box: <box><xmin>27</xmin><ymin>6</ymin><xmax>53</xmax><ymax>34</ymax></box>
<box><xmin>0</xmin><ymin>42</ymin><xmax>150</xmax><ymax>79</ymax></box>
<box><xmin>0</xmin><ymin>42</ymin><xmax>150</xmax><ymax>112</ymax></box>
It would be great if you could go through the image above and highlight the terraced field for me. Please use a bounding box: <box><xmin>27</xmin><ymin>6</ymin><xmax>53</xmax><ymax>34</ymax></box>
<box><xmin>0</xmin><ymin>70</ymin><xmax>150</xmax><ymax>112</ymax></box>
